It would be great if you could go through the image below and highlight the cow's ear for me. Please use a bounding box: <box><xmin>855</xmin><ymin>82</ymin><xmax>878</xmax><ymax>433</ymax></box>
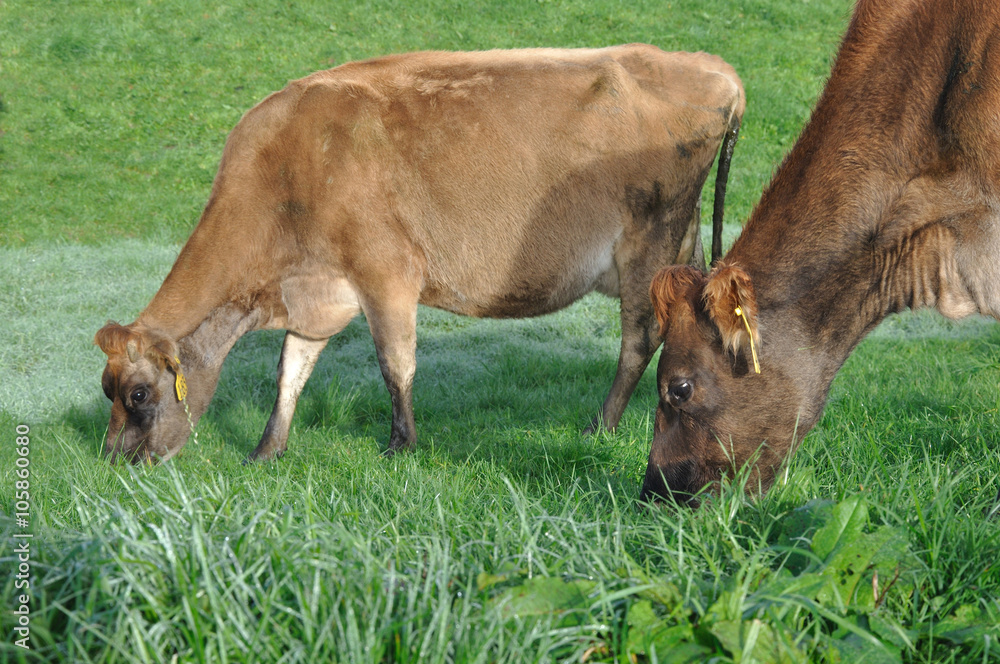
<box><xmin>649</xmin><ymin>265</ymin><xmax>705</xmax><ymax>337</ymax></box>
<box><xmin>704</xmin><ymin>263</ymin><xmax>760</xmax><ymax>361</ymax></box>
<box><xmin>94</xmin><ymin>322</ymin><xmax>142</xmax><ymax>360</ymax></box>
<box><xmin>146</xmin><ymin>337</ymin><xmax>180</xmax><ymax>373</ymax></box>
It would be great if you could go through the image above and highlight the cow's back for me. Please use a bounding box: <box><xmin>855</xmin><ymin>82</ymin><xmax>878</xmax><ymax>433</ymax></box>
<box><xmin>219</xmin><ymin>46</ymin><xmax>743</xmax><ymax>318</ymax></box>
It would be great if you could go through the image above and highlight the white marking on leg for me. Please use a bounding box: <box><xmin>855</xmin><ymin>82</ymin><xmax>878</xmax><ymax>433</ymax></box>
<box><xmin>274</xmin><ymin>333</ymin><xmax>329</xmax><ymax>427</ymax></box>
<box><xmin>253</xmin><ymin>332</ymin><xmax>330</xmax><ymax>459</ymax></box>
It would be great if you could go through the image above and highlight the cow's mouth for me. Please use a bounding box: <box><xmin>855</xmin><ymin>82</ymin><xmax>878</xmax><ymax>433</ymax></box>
<box><xmin>639</xmin><ymin>412</ymin><xmax>718</xmax><ymax>505</ymax></box>
<box><xmin>639</xmin><ymin>457</ymin><xmax>703</xmax><ymax>505</ymax></box>
<box><xmin>104</xmin><ymin>433</ymin><xmax>152</xmax><ymax>465</ymax></box>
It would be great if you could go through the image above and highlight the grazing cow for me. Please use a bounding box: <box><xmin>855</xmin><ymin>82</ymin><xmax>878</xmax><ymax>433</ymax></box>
<box><xmin>641</xmin><ymin>0</ymin><xmax>1000</xmax><ymax>503</ymax></box>
<box><xmin>94</xmin><ymin>45</ymin><xmax>745</xmax><ymax>464</ymax></box>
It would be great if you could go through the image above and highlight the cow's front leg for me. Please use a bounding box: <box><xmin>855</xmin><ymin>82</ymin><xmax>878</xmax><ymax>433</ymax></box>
<box><xmin>362</xmin><ymin>291</ymin><xmax>419</xmax><ymax>455</ymax></box>
<box><xmin>588</xmin><ymin>294</ymin><xmax>662</xmax><ymax>433</ymax></box>
<box><xmin>248</xmin><ymin>332</ymin><xmax>329</xmax><ymax>461</ymax></box>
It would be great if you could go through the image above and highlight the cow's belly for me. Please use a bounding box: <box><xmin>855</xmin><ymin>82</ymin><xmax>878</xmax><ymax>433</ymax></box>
<box><xmin>419</xmin><ymin>235</ymin><xmax>620</xmax><ymax>318</ymax></box>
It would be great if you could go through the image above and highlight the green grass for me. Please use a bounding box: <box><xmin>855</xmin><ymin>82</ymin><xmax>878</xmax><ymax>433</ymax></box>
<box><xmin>0</xmin><ymin>0</ymin><xmax>845</xmax><ymax>246</ymax></box>
<box><xmin>2</xmin><ymin>0</ymin><xmax>1000</xmax><ymax>661</ymax></box>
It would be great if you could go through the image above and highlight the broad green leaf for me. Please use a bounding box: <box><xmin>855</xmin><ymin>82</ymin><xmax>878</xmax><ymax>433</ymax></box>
<box><xmin>823</xmin><ymin>631</ymin><xmax>902</xmax><ymax>664</ymax></box>
<box><xmin>927</xmin><ymin>604</ymin><xmax>998</xmax><ymax>646</ymax></box>
<box><xmin>778</xmin><ymin>499</ymin><xmax>835</xmax><ymax>574</ymax></box>
<box><xmin>779</xmin><ymin>499</ymin><xmax>836</xmax><ymax>548</ymax></box>
<box><xmin>704</xmin><ymin>589</ymin><xmax>745</xmax><ymax>624</ymax></box>
<box><xmin>710</xmin><ymin>618</ymin><xmax>805</xmax><ymax>664</ymax></box>
<box><xmin>746</xmin><ymin>571</ymin><xmax>832</xmax><ymax>613</ymax></box>
<box><xmin>709</xmin><ymin>620</ymin><xmax>744</xmax><ymax>658</ymax></box>
<box><xmin>812</xmin><ymin>495</ymin><xmax>868</xmax><ymax>560</ymax></box>
<box><xmin>476</xmin><ymin>571</ymin><xmax>510</xmax><ymax>591</ymax></box>
<box><xmin>869</xmin><ymin>614</ymin><xmax>916</xmax><ymax>651</ymax></box>
<box><xmin>489</xmin><ymin>576</ymin><xmax>597</xmax><ymax>626</ymax></box>
<box><xmin>626</xmin><ymin>600</ymin><xmax>709</xmax><ymax>663</ymax></box>
<box><xmin>620</xmin><ymin>553</ymin><xmax>685</xmax><ymax>610</ymax></box>
<box><xmin>651</xmin><ymin>643</ymin><xmax>716</xmax><ymax>664</ymax></box>
<box><xmin>819</xmin><ymin>526</ymin><xmax>914</xmax><ymax>610</ymax></box>
<box><xmin>637</xmin><ymin>581</ymin><xmax>685</xmax><ymax>612</ymax></box>
<box><xmin>736</xmin><ymin>587</ymin><xmax>885</xmax><ymax>650</ymax></box>
<box><xmin>477</xmin><ymin>564</ymin><xmax>527</xmax><ymax>591</ymax></box>
<box><xmin>626</xmin><ymin>598</ymin><xmax>664</xmax><ymax>635</ymax></box>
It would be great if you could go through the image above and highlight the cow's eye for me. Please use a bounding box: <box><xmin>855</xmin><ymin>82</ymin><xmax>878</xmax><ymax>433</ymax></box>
<box><xmin>667</xmin><ymin>378</ymin><xmax>693</xmax><ymax>406</ymax></box>
<box><xmin>131</xmin><ymin>388</ymin><xmax>149</xmax><ymax>405</ymax></box>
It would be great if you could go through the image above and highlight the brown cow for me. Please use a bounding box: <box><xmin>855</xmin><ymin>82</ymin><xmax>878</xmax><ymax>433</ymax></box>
<box><xmin>641</xmin><ymin>0</ymin><xmax>1000</xmax><ymax>503</ymax></box>
<box><xmin>94</xmin><ymin>45</ymin><xmax>745</xmax><ymax>464</ymax></box>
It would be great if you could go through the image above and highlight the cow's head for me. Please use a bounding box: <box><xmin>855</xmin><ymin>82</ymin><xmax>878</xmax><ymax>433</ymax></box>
<box><xmin>94</xmin><ymin>322</ymin><xmax>192</xmax><ymax>464</ymax></box>
<box><xmin>642</xmin><ymin>263</ymin><xmax>803</xmax><ymax>504</ymax></box>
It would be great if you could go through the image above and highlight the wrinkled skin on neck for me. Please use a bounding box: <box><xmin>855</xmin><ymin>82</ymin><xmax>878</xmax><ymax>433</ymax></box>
<box><xmin>639</xmin><ymin>264</ymin><xmax>817</xmax><ymax>504</ymax></box>
<box><xmin>96</xmin><ymin>323</ymin><xmax>193</xmax><ymax>463</ymax></box>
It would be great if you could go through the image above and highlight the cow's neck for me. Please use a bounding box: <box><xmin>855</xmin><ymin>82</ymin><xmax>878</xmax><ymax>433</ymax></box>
<box><xmin>727</xmin><ymin>1</ymin><xmax>980</xmax><ymax>416</ymax></box>
<box><xmin>134</xmin><ymin>197</ymin><xmax>279</xmax><ymax>424</ymax></box>
<box><xmin>153</xmin><ymin>304</ymin><xmax>266</xmax><ymax>428</ymax></box>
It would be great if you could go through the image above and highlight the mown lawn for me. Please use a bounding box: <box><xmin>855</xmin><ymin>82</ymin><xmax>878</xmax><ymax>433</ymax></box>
<box><xmin>2</xmin><ymin>0</ymin><xmax>999</xmax><ymax>662</ymax></box>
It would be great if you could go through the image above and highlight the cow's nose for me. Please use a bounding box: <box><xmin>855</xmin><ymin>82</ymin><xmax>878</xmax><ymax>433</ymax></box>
<box><xmin>640</xmin><ymin>457</ymin><xmax>700</xmax><ymax>506</ymax></box>
<box><xmin>667</xmin><ymin>378</ymin><xmax>693</xmax><ymax>406</ymax></box>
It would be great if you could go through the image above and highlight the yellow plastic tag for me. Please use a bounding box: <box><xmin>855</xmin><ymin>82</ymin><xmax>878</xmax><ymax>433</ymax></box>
<box><xmin>174</xmin><ymin>357</ymin><xmax>188</xmax><ymax>402</ymax></box>
<box><xmin>734</xmin><ymin>306</ymin><xmax>761</xmax><ymax>374</ymax></box>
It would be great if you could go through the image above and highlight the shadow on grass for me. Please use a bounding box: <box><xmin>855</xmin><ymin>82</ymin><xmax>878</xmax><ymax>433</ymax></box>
<box><xmin>63</xmin><ymin>318</ymin><xmax>652</xmax><ymax>493</ymax></box>
<box><xmin>61</xmin><ymin>402</ymin><xmax>112</xmax><ymax>461</ymax></box>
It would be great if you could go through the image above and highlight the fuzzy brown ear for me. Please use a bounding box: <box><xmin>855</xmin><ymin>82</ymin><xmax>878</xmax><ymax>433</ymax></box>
<box><xmin>147</xmin><ymin>338</ymin><xmax>181</xmax><ymax>373</ymax></box>
<box><xmin>703</xmin><ymin>263</ymin><xmax>760</xmax><ymax>359</ymax></box>
<box><xmin>94</xmin><ymin>322</ymin><xmax>141</xmax><ymax>359</ymax></box>
<box><xmin>94</xmin><ymin>322</ymin><xmax>178</xmax><ymax>370</ymax></box>
<box><xmin>649</xmin><ymin>265</ymin><xmax>705</xmax><ymax>337</ymax></box>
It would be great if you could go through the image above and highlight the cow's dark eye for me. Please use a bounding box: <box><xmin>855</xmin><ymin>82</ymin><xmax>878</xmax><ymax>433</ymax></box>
<box><xmin>131</xmin><ymin>388</ymin><xmax>149</xmax><ymax>405</ymax></box>
<box><xmin>667</xmin><ymin>379</ymin><xmax>693</xmax><ymax>406</ymax></box>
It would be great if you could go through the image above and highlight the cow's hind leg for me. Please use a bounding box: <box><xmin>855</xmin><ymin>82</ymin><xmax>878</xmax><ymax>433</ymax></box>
<box><xmin>360</xmin><ymin>289</ymin><xmax>420</xmax><ymax>455</ymax></box>
<box><xmin>248</xmin><ymin>332</ymin><xmax>329</xmax><ymax>461</ymax></box>
<box><xmin>588</xmin><ymin>294</ymin><xmax>662</xmax><ymax>433</ymax></box>
<box><xmin>588</xmin><ymin>204</ymin><xmax>703</xmax><ymax>433</ymax></box>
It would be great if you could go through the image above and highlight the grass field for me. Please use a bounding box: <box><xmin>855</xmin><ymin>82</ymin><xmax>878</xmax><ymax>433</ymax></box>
<box><xmin>2</xmin><ymin>0</ymin><xmax>1000</xmax><ymax>661</ymax></box>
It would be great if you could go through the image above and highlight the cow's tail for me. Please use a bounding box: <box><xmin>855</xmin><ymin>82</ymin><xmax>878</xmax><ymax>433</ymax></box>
<box><xmin>710</xmin><ymin>115</ymin><xmax>741</xmax><ymax>265</ymax></box>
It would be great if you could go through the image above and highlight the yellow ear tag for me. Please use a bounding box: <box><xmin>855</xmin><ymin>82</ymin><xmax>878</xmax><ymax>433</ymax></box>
<box><xmin>734</xmin><ymin>306</ymin><xmax>761</xmax><ymax>374</ymax></box>
<box><xmin>174</xmin><ymin>357</ymin><xmax>188</xmax><ymax>402</ymax></box>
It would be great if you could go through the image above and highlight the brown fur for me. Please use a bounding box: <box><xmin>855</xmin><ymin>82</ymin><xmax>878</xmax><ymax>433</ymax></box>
<box><xmin>641</xmin><ymin>0</ymin><xmax>1000</xmax><ymax>503</ymax></box>
<box><xmin>94</xmin><ymin>322</ymin><xmax>142</xmax><ymax>361</ymax></box>
<box><xmin>95</xmin><ymin>323</ymin><xmax>179</xmax><ymax>374</ymax></box>
<box><xmin>649</xmin><ymin>265</ymin><xmax>706</xmax><ymax>338</ymax></box>
<box><xmin>94</xmin><ymin>45</ymin><xmax>745</xmax><ymax>464</ymax></box>
<box><xmin>703</xmin><ymin>263</ymin><xmax>759</xmax><ymax>357</ymax></box>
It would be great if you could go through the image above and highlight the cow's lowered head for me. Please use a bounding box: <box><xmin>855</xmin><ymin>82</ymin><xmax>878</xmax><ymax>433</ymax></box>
<box><xmin>94</xmin><ymin>322</ymin><xmax>193</xmax><ymax>464</ymax></box>
<box><xmin>641</xmin><ymin>262</ymin><xmax>806</xmax><ymax>504</ymax></box>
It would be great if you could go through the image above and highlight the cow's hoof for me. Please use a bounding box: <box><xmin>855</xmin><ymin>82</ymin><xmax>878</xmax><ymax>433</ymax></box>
<box><xmin>583</xmin><ymin>414</ymin><xmax>615</xmax><ymax>436</ymax></box>
<box><xmin>382</xmin><ymin>441</ymin><xmax>415</xmax><ymax>458</ymax></box>
<box><xmin>244</xmin><ymin>447</ymin><xmax>285</xmax><ymax>465</ymax></box>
